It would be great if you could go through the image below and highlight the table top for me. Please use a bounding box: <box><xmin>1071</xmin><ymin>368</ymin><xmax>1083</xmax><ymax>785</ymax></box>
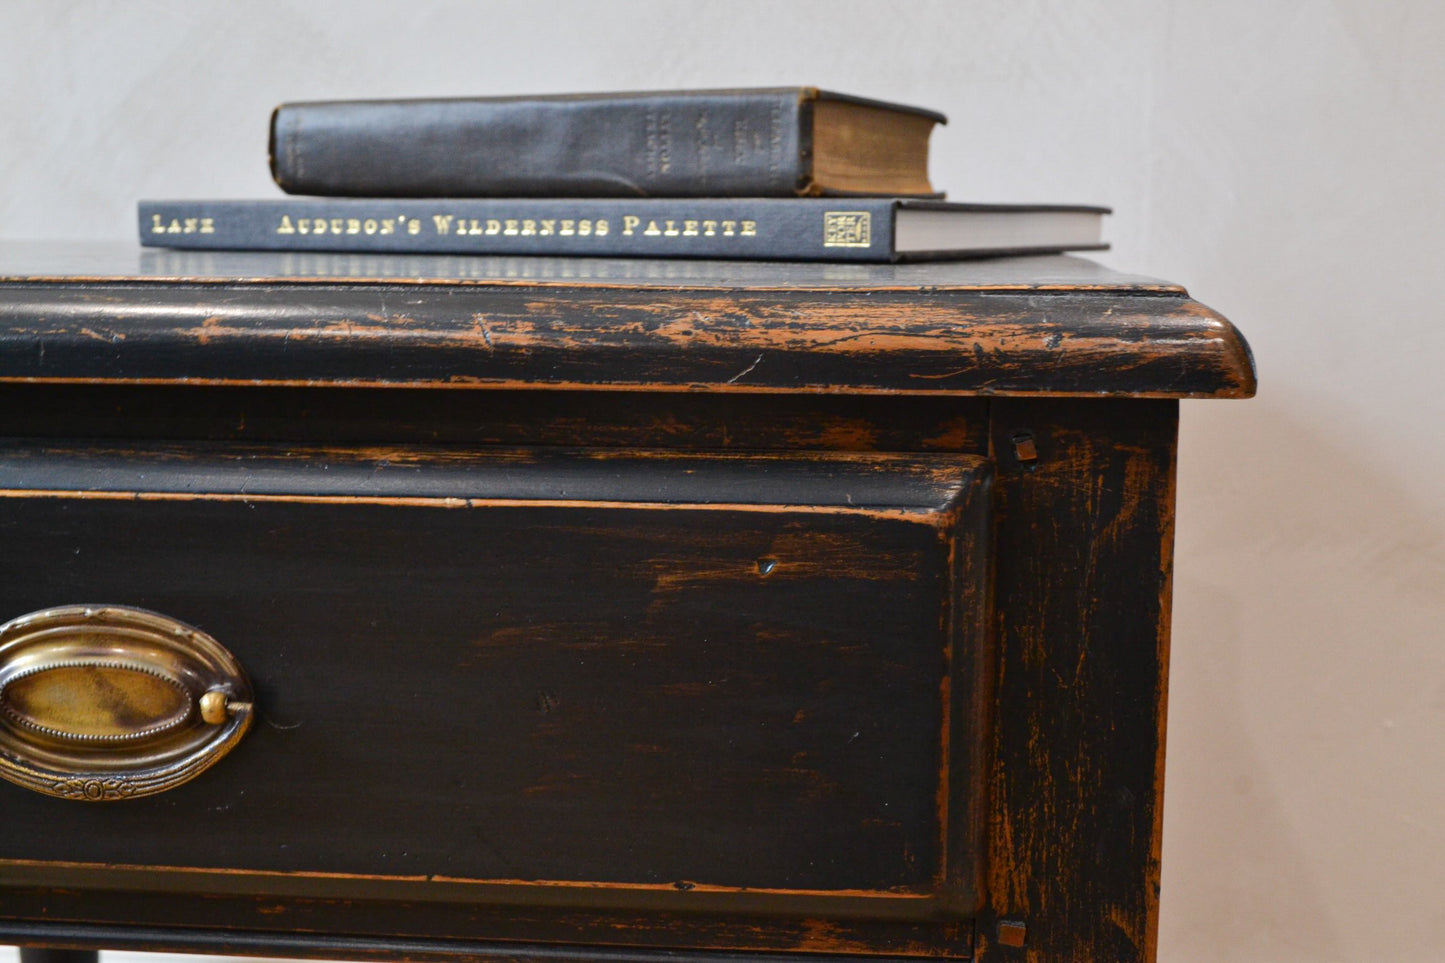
<box><xmin>0</xmin><ymin>242</ymin><xmax>1255</xmax><ymax>398</ymax></box>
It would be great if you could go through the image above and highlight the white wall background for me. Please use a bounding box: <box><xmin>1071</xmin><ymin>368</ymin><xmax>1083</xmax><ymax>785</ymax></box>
<box><xmin>1</xmin><ymin>2</ymin><xmax>1442</xmax><ymax>961</ymax></box>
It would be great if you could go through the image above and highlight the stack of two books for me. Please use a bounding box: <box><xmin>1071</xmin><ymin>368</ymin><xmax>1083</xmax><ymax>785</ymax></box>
<box><xmin>140</xmin><ymin>88</ymin><xmax>1108</xmax><ymax>263</ymax></box>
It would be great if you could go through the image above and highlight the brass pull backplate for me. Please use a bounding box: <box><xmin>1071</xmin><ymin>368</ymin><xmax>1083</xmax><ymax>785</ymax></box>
<box><xmin>0</xmin><ymin>605</ymin><xmax>253</xmax><ymax>800</ymax></box>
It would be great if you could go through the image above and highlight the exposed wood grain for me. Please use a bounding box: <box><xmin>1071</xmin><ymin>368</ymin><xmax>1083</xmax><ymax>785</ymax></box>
<box><xmin>939</xmin><ymin>461</ymin><xmax>995</xmax><ymax>915</ymax></box>
<box><xmin>0</xmin><ymin>284</ymin><xmax>1254</xmax><ymax>398</ymax></box>
<box><xmin>979</xmin><ymin>399</ymin><xmax>1177</xmax><ymax>963</ymax></box>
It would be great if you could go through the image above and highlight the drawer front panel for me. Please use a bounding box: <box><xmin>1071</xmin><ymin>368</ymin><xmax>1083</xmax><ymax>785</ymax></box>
<box><xmin>0</xmin><ymin>444</ymin><xmax>991</xmax><ymax>955</ymax></box>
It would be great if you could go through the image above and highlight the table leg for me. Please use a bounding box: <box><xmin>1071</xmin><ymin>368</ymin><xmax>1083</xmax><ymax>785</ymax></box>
<box><xmin>20</xmin><ymin>950</ymin><xmax>99</xmax><ymax>963</ymax></box>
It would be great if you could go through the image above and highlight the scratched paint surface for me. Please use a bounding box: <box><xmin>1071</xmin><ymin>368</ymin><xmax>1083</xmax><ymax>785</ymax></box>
<box><xmin>0</xmin><ymin>470</ymin><xmax>986</xmax><ymax>901</ymax></box>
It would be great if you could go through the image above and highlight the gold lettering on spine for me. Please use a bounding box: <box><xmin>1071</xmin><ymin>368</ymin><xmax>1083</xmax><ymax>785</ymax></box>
<box><xmin>243</xmin><ymin>208</ymin><xmax>761</xmax><ymax>247</ymax></box>
<box><xmin>149</xmin><ymin>212</ymin><xmax>219</xmax><ymax>234</ymax></box>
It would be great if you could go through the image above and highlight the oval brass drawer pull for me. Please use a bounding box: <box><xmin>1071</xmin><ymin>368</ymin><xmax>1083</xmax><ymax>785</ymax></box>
<box><xmin>0</xmin><ymin>605</ymin><xmax>253</xmax><ymax>801</ymax></box>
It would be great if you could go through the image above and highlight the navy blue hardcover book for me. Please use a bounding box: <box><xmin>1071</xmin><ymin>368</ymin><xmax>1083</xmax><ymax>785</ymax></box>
<box><xmin>139</xmin><ymin>198</ymin><xmax>1107</xmax><ymax>263</ymax></box>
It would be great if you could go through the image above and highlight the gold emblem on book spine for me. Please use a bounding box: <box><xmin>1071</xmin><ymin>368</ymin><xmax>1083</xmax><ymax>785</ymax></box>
<box><xmin>823</xmin><ymin>212</ymin><xmax>872</xmax><ymax>248</ymax></box>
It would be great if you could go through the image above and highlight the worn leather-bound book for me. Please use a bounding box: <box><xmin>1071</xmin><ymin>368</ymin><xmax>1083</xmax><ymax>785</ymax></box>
<box><xmin>269</xmin><ymin>89</ymin><xmax>945</xmax><ymax>198</ymax></box>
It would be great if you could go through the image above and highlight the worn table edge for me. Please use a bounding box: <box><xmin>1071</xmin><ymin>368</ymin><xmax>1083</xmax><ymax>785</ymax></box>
<box><xmin>0</xmin><ymin>242</ymin><xmax>1256</xmax><ymax>399</ymax></box>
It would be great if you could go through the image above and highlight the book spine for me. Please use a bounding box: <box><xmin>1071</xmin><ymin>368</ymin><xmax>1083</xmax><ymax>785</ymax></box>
<box><xmin>269</xmin><ymin>92</ymin><xmax>812</xmax><ymax>198</ymax></box>
<box><xmin>139</xmin><ymin>199</ymin><xmax>899</xmax><ymax>262</ymax></box>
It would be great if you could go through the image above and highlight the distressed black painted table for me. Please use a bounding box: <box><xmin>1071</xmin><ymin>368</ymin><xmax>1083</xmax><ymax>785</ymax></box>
<box><xmin>0</xmin><ymin>245</ymin><xmax>1253</xmax><ymax>963</ymax></box>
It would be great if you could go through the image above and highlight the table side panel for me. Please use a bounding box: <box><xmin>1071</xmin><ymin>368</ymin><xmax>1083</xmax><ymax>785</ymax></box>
<box><xmin>980</xmin><ymin>399</ymin><xmax>1178</xmax><ymax>963</ymax></box>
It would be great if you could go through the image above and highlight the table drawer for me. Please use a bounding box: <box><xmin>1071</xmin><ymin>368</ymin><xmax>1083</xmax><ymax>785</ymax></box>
<box><xmin>0</xmin><ymin>442</ymin><xmax>991</xmax><ymax>958</ymax></box>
